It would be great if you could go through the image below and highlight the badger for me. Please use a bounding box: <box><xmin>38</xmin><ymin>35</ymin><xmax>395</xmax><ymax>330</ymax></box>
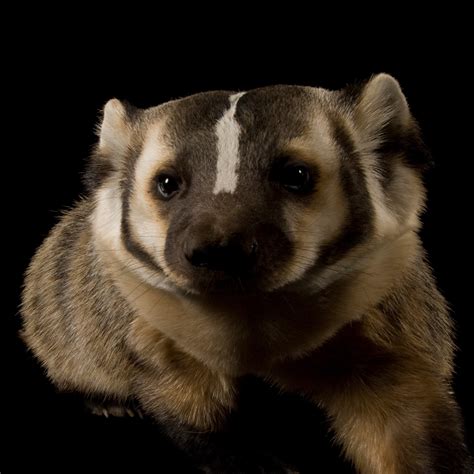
<box><xmin>21</xmin><ymin>74</ymin><xmax>472</xmax><ymax>473</ymax></box>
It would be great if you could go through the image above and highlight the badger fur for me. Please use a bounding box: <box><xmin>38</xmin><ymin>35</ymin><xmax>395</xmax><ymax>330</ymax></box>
<box><xmin>21</xmin><ymin>74</ymin><xmax>472</xmax><ymax>473</ymax></box>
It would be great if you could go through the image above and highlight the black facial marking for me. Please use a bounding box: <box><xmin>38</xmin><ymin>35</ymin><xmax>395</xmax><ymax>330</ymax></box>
<box><xmin>120</xmin><ymin>184</ymin><xmax>164</xmax><ymax>274</ymax></box>
<box><xmin>317</xmin><ymin>114</ymin><xmax>375</xmax><ymax>265</ymax></box>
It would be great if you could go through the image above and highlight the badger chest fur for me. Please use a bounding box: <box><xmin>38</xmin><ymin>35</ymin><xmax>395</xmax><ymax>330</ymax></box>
<box><xmin>21</xmin><ymin>75</ymin><xmax>472</xmax><ymax>473</ymax></box>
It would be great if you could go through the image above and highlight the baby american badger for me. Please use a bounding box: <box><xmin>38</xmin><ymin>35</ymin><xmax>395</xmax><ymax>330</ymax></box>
<box><xmin>21</xmin><ymin>74</ymin><xmax>471</xmax><ymax>473</ymax></box>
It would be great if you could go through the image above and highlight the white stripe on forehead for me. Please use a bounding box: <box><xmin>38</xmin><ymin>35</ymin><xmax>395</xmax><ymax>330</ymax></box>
<box><xmin>213</xmin><ymin>92</ymin><xmax>246</xmax><ymax>194</ymax></box>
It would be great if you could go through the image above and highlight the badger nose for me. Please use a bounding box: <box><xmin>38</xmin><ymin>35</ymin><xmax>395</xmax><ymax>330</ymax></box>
<box><xmin>185</xmin><ymin>238</ymin><xmax>258</xmax><ymax>274</ymax></box>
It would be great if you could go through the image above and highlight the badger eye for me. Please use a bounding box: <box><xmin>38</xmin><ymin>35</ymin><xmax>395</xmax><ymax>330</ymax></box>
<box><xmin>279</xmin><ymin>164</ymin><xmax>312</xmax><ymax>193</ymax></box>
<box><xmin>156</xmin><ymin>174</ymin><xmax>181</xmax><ymax>199</ymax></box>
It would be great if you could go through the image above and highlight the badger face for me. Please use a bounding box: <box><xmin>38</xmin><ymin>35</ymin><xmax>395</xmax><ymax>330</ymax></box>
<box><xmin>91</xmin><ymin>75</ymin><xmax>428</xmax><ymax>297</ymax></box>
<box><xmin>130</xmin><ymin>87</ymin><xmax>347</xmax><ymax>294</ymax></box>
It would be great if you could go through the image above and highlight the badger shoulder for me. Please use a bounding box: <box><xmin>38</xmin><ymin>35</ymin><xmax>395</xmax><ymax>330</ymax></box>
<box><xmin>21</xmin><ymin>198</ymin><xmax>136</xmax><ymax>397</ymax></box>
<box><xmin>362</xmin><ymin>250</ymin><xmax>454</xmax><ymax>376</ymax></box>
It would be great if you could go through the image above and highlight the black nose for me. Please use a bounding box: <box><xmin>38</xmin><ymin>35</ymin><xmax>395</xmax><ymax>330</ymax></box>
<box><xmin>186</xmin><ymin>240</ymin><xmax>258</xmax><ymax>274</ymax></box>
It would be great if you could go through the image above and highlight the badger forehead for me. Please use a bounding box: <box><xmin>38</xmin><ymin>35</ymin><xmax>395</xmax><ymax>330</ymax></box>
<box><xmin>141</xmin><ymin>85</ymin><xmax>327</xmax><ymax>193</ymax></box>
<box><xmin>164</xmin><ymin>85</ymin><xmax>317</xmax><ymax>137</ymax></box>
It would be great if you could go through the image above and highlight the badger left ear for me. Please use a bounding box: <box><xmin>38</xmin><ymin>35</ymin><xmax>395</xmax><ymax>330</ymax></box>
<box><xmin>354</xmin><ymin>73</ymin><xmax>410</xmax><ymax>144</ymax></box>
<box><xmin>98</xmin><ymin>98</ymin><xmax>133</xmax><ymax>157</ymax></box>
<box><xmin>84</xmin><ymin>99</ymin><xmax>138</xmax><ymax>193</ymax></box>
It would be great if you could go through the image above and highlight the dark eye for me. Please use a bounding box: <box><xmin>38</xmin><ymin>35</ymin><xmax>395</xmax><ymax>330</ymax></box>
<box><xmin>279</xmin><ymin>164</ymin><xmax>312</xmax><ymax>193</ymax></box>
<box><xmin>156</xmin><ymin>174</ymin><xmax>181</xmax><ymax>199</ymax></box>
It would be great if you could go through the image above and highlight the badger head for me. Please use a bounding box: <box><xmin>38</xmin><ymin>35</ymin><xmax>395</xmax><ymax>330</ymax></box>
<box><xmin>90</xmin><ymin>74</ymin><xmax>428</xmax><ymax>298</ymax></box>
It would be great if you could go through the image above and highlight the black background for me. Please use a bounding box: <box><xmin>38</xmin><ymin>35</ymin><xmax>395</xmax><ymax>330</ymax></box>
<box><xmin>3</xmin><ymin>28</ymin><xmax>472</xmax><ymax>472</ymax></box>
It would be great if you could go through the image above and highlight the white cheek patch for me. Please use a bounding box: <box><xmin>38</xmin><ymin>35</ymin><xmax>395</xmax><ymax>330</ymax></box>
<box><xmin>213</xmin><ymin>92</ymin><xmax>246</xmax><ymax>194</ymax></box>
<box><xmin>131</xmin><ymin>124</ymin><xmax>172</xmax><ymax>267</ymax></box>
<box><xmin>129</xmin><ymin>123</ymin><xmax>191</xmax><ymax>290</ymax></box>
<box><xmin>92</xmin><ymin>185</ymin><xmax>123</xmax><ymax>252</ymax></box>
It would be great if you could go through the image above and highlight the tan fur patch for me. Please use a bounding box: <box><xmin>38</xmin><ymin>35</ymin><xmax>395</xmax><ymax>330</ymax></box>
<box><xmin>129</xmin><ymin>316</ymin><xmax>235</xmax><ymax>429</ymax></box>
<box><xmin>271</xmin><ymin>117</ymin><xmax>349</xmax><ymax>290</ymax></box>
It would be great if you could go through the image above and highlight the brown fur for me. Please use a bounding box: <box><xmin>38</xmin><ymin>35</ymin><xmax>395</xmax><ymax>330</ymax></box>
<box><xmin>271</xmin><ymin>256</ymin><xmax>460</xmax><ymax>472</ymax></box>
<box><xmin>22</xmin><ymin>201</ymin><xmax>136</xmax><ymax>397</ymax></box>
<box><xmin>129</xmin><ymin>316</ymin><xmax>236</xmax><ymax>430</ymax></box>
<box><xmin>20</xmin><ymin>76</ymin><xmax>471</xmax><ymax>472</ymax></box>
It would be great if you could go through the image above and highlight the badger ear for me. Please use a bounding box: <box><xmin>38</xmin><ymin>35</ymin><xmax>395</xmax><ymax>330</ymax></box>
<box><xmin>354</xmin><ymin>73</ymin><xmax>410</xmax><ymax>144</ymax></box>
<box><xmin>351</xmin><ymin>74</ymin><xmax>431</xmax><ymax>170</ymax></box>
<box><xmin>84</xmin><ymin>99</ymin><xmax>138</xmax><ymax>192</ymax></box>
<box><xmin>98</xmin><ymin>98</ymin><xmax>133</xmax><ymax>157</ymax></box>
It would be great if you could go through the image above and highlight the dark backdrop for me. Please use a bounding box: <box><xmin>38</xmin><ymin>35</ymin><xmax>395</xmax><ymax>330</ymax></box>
<box><xmin>3</xmin><ymin>33</ymin><xmax>472</xmax><ymax>472</ymax></box>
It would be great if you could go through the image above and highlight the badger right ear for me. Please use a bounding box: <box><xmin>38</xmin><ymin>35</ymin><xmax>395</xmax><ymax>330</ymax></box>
<box><xmin>353</xmin><ymin>73</ymin><xmax>410</xmax><ymax>150</ymax></box>
<box><xmin>349</xmin><ymin>74</ymin><xmax>432</xmax><ymax>171</ymax></box>
<box><xmin>97</xmin><ymin>98</ymin><xmax>134</xmax><ymax>158</ymax></box>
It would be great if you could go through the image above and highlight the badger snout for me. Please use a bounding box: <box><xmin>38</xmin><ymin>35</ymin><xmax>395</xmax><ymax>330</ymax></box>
<box><xmin>185</xmin><ymin>232</ymin><xmax>258</xmax><ymax>275</ymax></box>
<box><xmin>165</xmin><ymin>207</ymin><xmax>292</xmax><ymax>292</ymax></box>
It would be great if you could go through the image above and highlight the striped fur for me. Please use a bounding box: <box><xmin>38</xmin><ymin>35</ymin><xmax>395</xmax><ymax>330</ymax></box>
<box><xmin>21</xmin><ymin>75</ymin><xmax>471</xmax><ymax>472</ymax></box>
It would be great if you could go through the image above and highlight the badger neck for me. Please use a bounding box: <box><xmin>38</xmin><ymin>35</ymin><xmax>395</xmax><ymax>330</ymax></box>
<box><xmin>95</xmin><ymin>225</ymin><xmax>421</xmax><ymax>376</ymax></box>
